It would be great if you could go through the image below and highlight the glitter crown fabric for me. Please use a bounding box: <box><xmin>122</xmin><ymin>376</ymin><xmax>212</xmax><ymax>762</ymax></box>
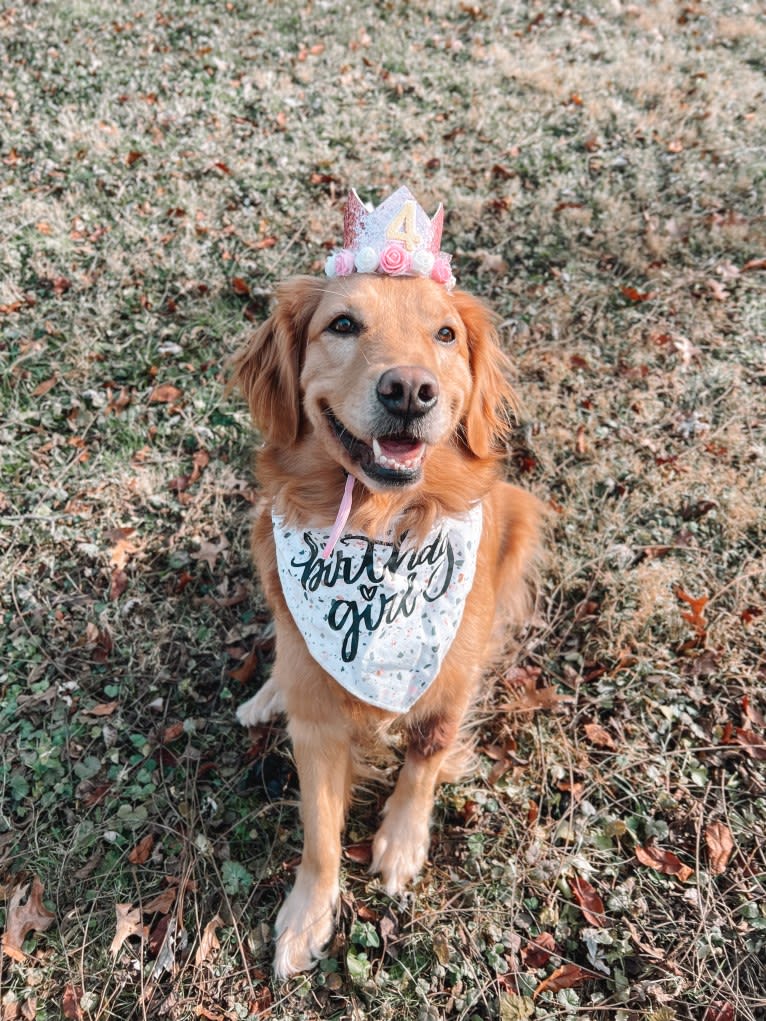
<box><xmin>324</xmin><ymin>186</ymin><xmax>456</xmax><ymax>290</ymax></box>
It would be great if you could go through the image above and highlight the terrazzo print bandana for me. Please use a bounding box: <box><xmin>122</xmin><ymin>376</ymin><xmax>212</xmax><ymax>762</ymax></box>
<box><xmin>273</xmin><ymin>503</ymin><xmax>483</xmax><ymax>713</ymax></box>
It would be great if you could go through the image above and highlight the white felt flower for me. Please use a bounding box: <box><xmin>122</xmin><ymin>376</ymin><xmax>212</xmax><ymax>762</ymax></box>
<box><xmin>354</xmin><ymin>246</ymin><xmax>379</xmax><ymax>273</ymax></box>
<box><xmin>412</xmin><ymin>250</ymin><xmax>435</xmax><ymax>276</ymax></box>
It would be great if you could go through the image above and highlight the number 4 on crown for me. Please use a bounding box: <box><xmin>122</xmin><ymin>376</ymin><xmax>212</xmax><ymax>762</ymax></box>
<box><xmin>385</xmin><ymin>200</ymin><xmax>422</xmax><ymax>252</ymax></box>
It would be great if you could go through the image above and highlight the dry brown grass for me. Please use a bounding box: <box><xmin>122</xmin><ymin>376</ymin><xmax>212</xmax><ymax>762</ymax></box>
<box><xmin>1</xmin><ymin>1</ymin><xmax>764</xmax><ymax>1018</ymax></box>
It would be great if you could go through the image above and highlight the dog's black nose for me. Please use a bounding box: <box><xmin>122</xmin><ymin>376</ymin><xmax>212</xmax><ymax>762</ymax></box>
<box><xmin>376</xmin><ymin>366</ymin><xmax>439</xmax><ymax>417</ymax></box>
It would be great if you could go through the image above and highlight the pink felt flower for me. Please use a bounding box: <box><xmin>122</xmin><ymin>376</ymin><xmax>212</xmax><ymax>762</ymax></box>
<box><xmin>332</xmin><ymin>249</ymin><xmax>355</xmax><ymax>277</ymax></box>
<box><xmin>378</xmin><ymin>242</ymin><xmax>412</xmax><ymax>276</ymax></box>
<box><xmin>430</xmin><ymin>256</ymin><xmax>452</xmax><ymax>285</ymax></box>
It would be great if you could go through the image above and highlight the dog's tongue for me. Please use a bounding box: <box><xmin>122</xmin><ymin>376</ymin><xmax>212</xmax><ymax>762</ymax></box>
<box><xmin>378</xmin><ymin>437</ymin><xmax>423</xmax><ymax>457</ymax></box>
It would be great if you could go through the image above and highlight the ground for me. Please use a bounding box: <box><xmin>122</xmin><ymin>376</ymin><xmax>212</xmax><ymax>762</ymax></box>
<box><xmin>0</xmin><ymin>1</ymin><xmax>764</xmax><ymax>1019</ymax></box>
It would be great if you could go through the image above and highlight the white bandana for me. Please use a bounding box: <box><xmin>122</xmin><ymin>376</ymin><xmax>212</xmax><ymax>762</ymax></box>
<box><xmin>272</xmin><ymin>503</ymin><xmax>483</xmax><ymax>713</ymax></box>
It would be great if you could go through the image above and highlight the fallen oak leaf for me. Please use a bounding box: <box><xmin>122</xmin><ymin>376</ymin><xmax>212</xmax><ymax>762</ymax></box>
<box><xmin>148</xmin><ymin>382</ymin><xmax>183</xmax><ymax>404</ymax></box>
<box><xmin>108</xmin><ymin>527</ymin><xmax>140</xmax><ymax>570</ymax></box>
<box><xmin>635</xmin><ymin>842</ymin><xmax>693</xmax><ymax>882</ymax></box>
<box><xmin>624</xmin><ymin>919</ymin><xmax>666</xmax><ymax>962</ymax></box>
<box><xmin>533</xmin><ymin>963</ymin><xmax>597</xmax><ymax>997</ymax></box>
<box><xmin>110</xmin><ymin>903</ymin><xmax>148</xmax><ymax>955</ymax></box>
<box><xmin>733</xmin><ymin>727</ymin><xmax>766</xmax><ymax>761</ymax></box>
<box><xmin>500</xmin><ymin>665</ymin><xmax>569</xmax><ymax>713</ymax></box>
<box><xmin>128</xmin><ymin>834</ymin><xmax>155</xmax><ymax>865</ymax></box>
<box><xmin>81</xmin><ymin>700</ymin><xmax>119</xmax><ymax>717</ymax></box>
<box><xmin>62</xmin><ymin>984</ymin><xmax>84</xmax><ymax>1020</ymax></box>
<box><xmin>675</xmin><ymin>587</ymin><xmax>708</xmax><ymax>636</ymax></box>
<box><xmin>521</xmin><ymin>931</ymin><xmax>556</xmax><ymax>969</ymax></box>
<box><xmin>190</xmin><ymin>537</ymin><xmax>229</xmax><ymax>571</ymax></box>
<box><xmin>570</xmin><ymin>874</ymin><xmax>606</xmax><ymax>927</ymax></box>
<box><xmin>583</xmin><ymin>721</ymin><xmax>617</xmax><ymax>751</ymax></box>
<box><xmin>194</xmin><ymin>1008</ymin><xmax>227</xmax><ymax>1021</ymax></box>
<box><xmin>1</xmin><ymin>877</ymin><xmax>56</xmax><ymax>958</ymax></box>
<box><xmin>741</xmin><ymin>695</ymin><xmax>765</xmax><ymax>728</ymax></box>
<box><xmin>705</xmin><ymin>821</ymin><xmax>734</xmax><ymax>875</ymax></box>
<box><xmin>188</xmin><ymin>448</ymin><xmax>210</xmax><ymax>484</ymax></box>
<box><xmin>109</xmin><ymin>568</ymin><xmax>129</xmax><ymax>601</ymax></box>
<box><xmin>194</xmin><ymin>914</ymin><xmax>223</xmax><ymax>966</ymax></box>
<box><xmin>143</xmin><ymin>888</ymin><xmax>177</xmax><ymax>915</ymax></box>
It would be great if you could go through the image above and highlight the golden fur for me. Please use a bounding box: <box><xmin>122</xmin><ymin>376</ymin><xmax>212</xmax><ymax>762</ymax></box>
<box><xmin>233</xmin><ymin>273</ymin><xmax>542</xmax><ymax>978</ymax></box>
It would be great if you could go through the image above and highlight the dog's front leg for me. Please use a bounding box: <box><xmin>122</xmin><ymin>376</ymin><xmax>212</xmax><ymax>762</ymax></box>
<box><xmin>371</xmin><ymin>710</ymin><xmax>462</xmax><ymax>895</ymax></box>
<box><xmin>273</xmin><ymin>717</ymin><xmax>352</xmax><ymax>980</ymax></box>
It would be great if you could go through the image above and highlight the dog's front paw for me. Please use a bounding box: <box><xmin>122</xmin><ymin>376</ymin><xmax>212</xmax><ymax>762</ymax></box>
<box><xmin>236</xmin><ymin>677</ymin><xmax>285</xmax><ymax>728</ymax></box>
<box><xmin>273</xmin><ymin>872</ymin><xmax>339</xmax><ymax>980</ymax></box>
<box><xmin>370</xmin><ymin>811</ymin><xmax>430</xmax><ymax>896</ymax></box>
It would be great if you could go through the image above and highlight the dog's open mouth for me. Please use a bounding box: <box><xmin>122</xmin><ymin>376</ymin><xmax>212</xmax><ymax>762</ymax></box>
<box><xmin>325</xmin><ymin>408</ymin><xmax>426</xmax><ymax>485</ymax></box>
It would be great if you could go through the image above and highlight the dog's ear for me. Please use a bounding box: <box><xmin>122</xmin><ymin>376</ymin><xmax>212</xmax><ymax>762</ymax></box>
<box><xmin>231</xmin><ymin>276</ymin><xmax>325</xmax><ymax>447</ymax></box>
<box><xmin>452</xmin><ymin>289</ymin><xmax>519</xmax><ymax>459</ymax></box>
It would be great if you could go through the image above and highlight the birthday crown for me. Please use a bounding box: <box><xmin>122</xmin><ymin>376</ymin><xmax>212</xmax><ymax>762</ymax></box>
<box><xmin>324</xmin><ymin>186</ymin><xmax>456</xmax><ymax>290</ymax></box>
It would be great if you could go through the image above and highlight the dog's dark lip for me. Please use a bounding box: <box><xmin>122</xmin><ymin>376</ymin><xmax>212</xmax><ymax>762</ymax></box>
<box><xmin>323</xmin><ymin>407</ymin><xmax>425</xmax><ymax>487</ymax></box>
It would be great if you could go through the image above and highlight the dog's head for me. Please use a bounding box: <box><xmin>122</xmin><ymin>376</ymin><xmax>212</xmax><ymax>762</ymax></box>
<box><xmin>233</xmin><ymin>273</ymin><xmax>517</xmax><ymax>491</ymax></box>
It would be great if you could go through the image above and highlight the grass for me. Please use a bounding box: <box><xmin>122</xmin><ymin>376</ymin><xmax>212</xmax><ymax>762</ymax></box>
<box><xmin>1</xmin><ymin>0</ymin><xmax>765</xmax><ymax>1018</ymax></box>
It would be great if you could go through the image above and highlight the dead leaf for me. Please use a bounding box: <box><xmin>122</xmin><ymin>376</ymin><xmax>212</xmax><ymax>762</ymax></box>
<box><xmin>570</xmin><ymin>875</ymin><xmax>606</xmax><ymax>927</ymax></box>
<box><xmin>533</xmin><ymin>963</ymin><xmax>595</xmax><ymax>997</ymax></box>
<box><xmin>672</xmin><ymin>335</ymin><xmax>700</xmax><ymax>367</ymax></box>
<box><xmin>148</xmin><ymin>383</ymin><xmax>183</xmax><ymax>404</ymax></box>
<box><xmin>583</xmin><ymin>722</ymin><xmax>617</xmax><ymax>751</ymax></box>
<box><xmin>228</xmin><ymin>647</ymin><xmax>260</xmax><ymax>684</ymax></box>
<box><xmin>194</xmin><ymin>1008</ymin><xmax>226</xmax><ymax>1021</ymax></box>
<box><xmin>82</xmin><ymin>700</ymin><xmax>119</xmax><ymax>717</ymax></box>
<box><xmin>194</xmin><ymin>914</ymin><xmax>223</xmax><ymax>966</ymax></box>
<box><xmin>110</xmin><ymin>903</ymin><xmax>148</xmax><ymax>955</ymax></box>
<box><xmin>706</xmin><ymin>279</ymin><xmax>729</xmax><ymax>301</ymax></box>
<box><xmin>575</xmin><ymin>424</ymin><xmax>587</xmax><ymax>455</ymax></box>
<box><xmin>143</xmin><ymin>889</ymin><xmax>177</xmax><ymax>915</ymax></box>
<box><xmin>521</xmin><ymin>931</ymin><xmax>555</xmax><ymax>968</ymax></box>
<box><xmin>705</xmin><ymin>822</ymin><xmax>734</xmax><ymax>875</ymax></box>
<box><xmin>128</xmin><ymin>834</ymin><xmax>155</xmax><ymax>865</ymax></box>
<box><xmin>108</xmin><ymin>527</ymin><xmax>140</xmax><ymax>570</ymax></box>
<box><xmin>188</xmin><ymin>449</ymin><xmax>210</xmax><ymax>484</ymax></box>
<box><xmin>742</xmin><ymin>257</ymin><xmax>766</xmax><ymax>272</ymax></box>
<box><xmin>733</xmin><ymin>727</ymin><xmax>766</xmax><ymax>761</ymax></box>
<box><xmin>741</xmin><ymin>695</ymin><xmax>765</xmax><ymax>728</ymax></box>
<box><xmin>675</xmin><ymin>588</ymin><xmax>708</xmax><ymax>636</ymax></box>
<box><xmin>624</xmin><ymin>919</ymin><xmax>666</xmax><ymax>961</ymax></box>
<box><xmin>635</xmin><ymin>842</ymin><xmax>693</xmax><ymax>882</ymax></box>
<box><xmin>621</xmin><ymin>285</ymin><xmax>655</xmax><ymax>303</ymax></box>
<box><xmin>501</xmin><ymin>666</ymin><xmax>566</xmax><ymax>713</ymax></box>
<box><xmin>344</xmin><ymin>842</ymin><xmax>372</xmax><ymax>864</ymax></box>
<box><xmin>1</xmin><ymin>877</ymin><xmax>56</xmax><ymax>958</ymax></box>
<box><xmin>161</xmin><ymin>721</ymin><xmax>186</xmax><ymax>743</ymax></box>
<box><xmin>190</xmin><ymin>537</ymin><xmax>229</xmax><ymax>571</ymax></box>
<box><xmin>703</xmin><ymin>1004</ymin><xmax>735</xmax><ymax>1021</ymax></box>
<box><xmin>31</xmin><ymin>375</ymin><xmax>58</xmax><ymax>397</ymax></box>
<box><xmin>62</xmin><ymin>985</ymin><xmax>84</xmax><ymax>1020</ymax></box>
<box><xmin>109</xmin><ymin>568</ymin><xmax>129</xmax><ymax>600</ymax></box>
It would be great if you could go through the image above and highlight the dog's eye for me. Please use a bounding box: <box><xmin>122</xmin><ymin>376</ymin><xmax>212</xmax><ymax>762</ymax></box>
<box><xmin>327</xmin><ymin>315</ymin><xmax>359</xmax><ymax>335</ymax></box>
<box><xmin>436</xmin><ymin>326</ymin><xmax>456</xmax><ymax>345</ymax></box>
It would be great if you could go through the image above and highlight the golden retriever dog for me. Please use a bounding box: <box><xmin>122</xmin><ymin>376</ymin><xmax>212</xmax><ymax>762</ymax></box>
<box><xmin>232</xmin><ymin>190</ymin><xmax>541</xmax><ymax>979</ymax></box>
